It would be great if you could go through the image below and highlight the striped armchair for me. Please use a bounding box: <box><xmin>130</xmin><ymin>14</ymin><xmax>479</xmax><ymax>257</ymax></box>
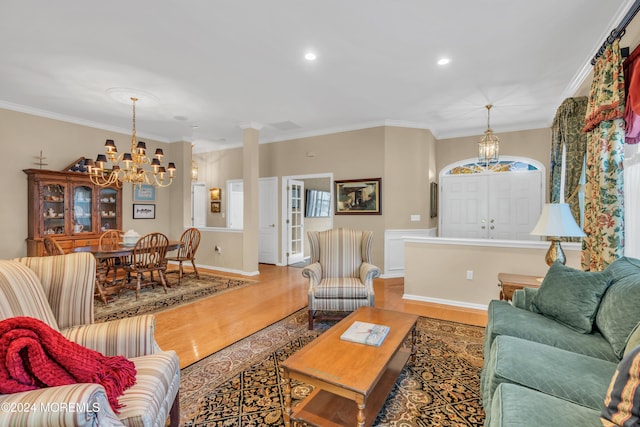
<box><xmin>0</xmin><ymin>252</ymin><xmax>180</xmax><ymax>427</ymax></box>
<box><xmin>303</xmin><ymin>228</ymin><xmax>381</xmax><ymax>329</ymax></box>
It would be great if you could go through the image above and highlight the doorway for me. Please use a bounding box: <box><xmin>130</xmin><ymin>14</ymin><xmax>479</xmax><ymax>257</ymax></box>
<box><xmin>259</xmin><ymin>177</ymin><xmax>278</xmax><ymax>264</ymax></box>
<box><xmin>439</xmin><ymin>157</ymin><xmax>544</xmax><ymax>240</ymax></box>
<box><xmin>191</xmin><ymin>183</ymin><xmax>206</xmax><ymax>228</ymax></box>
<box><xmin>281</xmin><ymin>173</ymin><xmax>333</xmax><ymax>265</ymax></box>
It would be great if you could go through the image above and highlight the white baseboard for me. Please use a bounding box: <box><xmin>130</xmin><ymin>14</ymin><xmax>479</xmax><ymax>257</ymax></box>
<box><xmin>167</xmin><ymin>260</ymin><xmax>259</xmax><ymax>277</ymax></box>
<box><xmin>403</xmin><ymin>293</ymin><xmax>488</xmax><ymax>311</ymax></box>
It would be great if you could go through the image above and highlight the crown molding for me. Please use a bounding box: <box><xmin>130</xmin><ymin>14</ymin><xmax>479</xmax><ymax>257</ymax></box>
<box><xmin>562</xmin><ymin>0</ymin><xmax>637</xmax><ymax>100</ymax></box>
<box><xmin>0</xmin><ymin>100</ymin><xmax>171</xmax><ymax>143</ymax></box>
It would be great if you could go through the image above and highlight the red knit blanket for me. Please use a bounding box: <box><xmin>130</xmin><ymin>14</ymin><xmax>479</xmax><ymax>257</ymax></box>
<box><xmin>0</xmin><ymin>316</ymin><xmax>136</xmax><ymax>412</ymax></box>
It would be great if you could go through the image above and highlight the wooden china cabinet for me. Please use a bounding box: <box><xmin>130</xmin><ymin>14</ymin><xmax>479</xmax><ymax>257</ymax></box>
<box><xmin>24</xmin><ymin>168</ymin><xmax>122</xmax><ymax>256</ymax></box>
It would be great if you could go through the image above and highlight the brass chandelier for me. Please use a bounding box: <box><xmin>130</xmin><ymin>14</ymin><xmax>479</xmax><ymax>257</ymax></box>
<box><xmin>478</xmin><ymin>104</ymin><xmax>500</xmax><ymax>166</ymax></box>
<box><xmin>86</xmin><ymin>97</ymin><xmax>176</xmax><ymax>188</ymax></box>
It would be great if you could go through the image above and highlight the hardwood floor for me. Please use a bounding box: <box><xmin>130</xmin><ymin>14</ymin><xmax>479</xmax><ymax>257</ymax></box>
<box><xmin>155</xmin><ymin>264</ymin><xmax>488</xmax><ymax>369</ymax></box>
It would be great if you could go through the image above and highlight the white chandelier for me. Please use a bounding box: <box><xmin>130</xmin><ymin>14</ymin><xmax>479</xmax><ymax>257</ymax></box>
<box><xmin>478</xmin><ymin>104</ymin><xmax>500</xmax><ymax>166</ymax></box>
<box><xmin>86</xmin><ymin>97</ymin><xmax>176</xmax><ymax>188</ymax></box>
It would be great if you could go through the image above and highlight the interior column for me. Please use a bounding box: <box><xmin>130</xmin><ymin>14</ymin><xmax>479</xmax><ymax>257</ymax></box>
<box><xmin>241</xmin><ymin>123</ymin><xmax>261</xmax><ymax>274</ymax></box>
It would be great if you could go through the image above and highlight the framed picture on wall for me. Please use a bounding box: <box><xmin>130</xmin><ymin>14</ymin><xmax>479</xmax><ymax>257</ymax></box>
<box><xmin>133</xmin><ymin>204</ymin><xmax>155</xmax><ymax>219</ymax></box>
<box><xmin>334</xmin><ymin>178</ymin><xmax>382</xmax><ymax>215</ymax></box>
<box><xmin>209</xmin><ymin>187</ymin><xmax>221</xmax><ymax>200</ymax></box>
<box><xmin>133</xmin><ymin>184</ymin><xmax>156</xmax><ymax>202</ymax></box>
<box><xmin>211</xmin><ymin>201</ymin><xmax>221</xmax><ymax>213</ymax></box>
<box><xmin>430</xmin><ymin>182</ymin><xmax>438</xmax><ymax>218</ymax></box>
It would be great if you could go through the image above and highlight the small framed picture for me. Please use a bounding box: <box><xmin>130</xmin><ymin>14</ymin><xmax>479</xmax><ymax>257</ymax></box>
<box><xmin>133</xmin><ymin>204</ymin><xmax>155</xmax><ymax>219</ymax></box>
<box><xmin>211</xmin><ymin>201</ymin><xmax>221</xmax><ymax>213</ymax></box>
<box><xmin>430</xmin><ymin>182</ymin><xmax>438</xmax><ymax>218</ymax></box>
<box><xmin>133</xmin><ymin>184</ymin><xmax>156</xmax><ymax>202</ymax></box>
<box><xmin>210</xmin><ymin>187</ymin><xmax>221</xmax><ymax>201</ymax></box>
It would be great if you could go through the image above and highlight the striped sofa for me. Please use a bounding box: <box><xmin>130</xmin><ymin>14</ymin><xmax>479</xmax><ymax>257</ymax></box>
<box><xmin>0</xmin><ymin>252</ymin><xmax>180</xmax><ymax>427</ymax></box>
<box><xmin>303</xmin><ymin>228</ymin><xmax>380</xmax><ymax>329</ymax></box>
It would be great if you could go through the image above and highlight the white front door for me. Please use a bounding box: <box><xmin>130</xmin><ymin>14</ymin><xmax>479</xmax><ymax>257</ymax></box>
<box><xmin>286</xmin><ymin>179</ymin><xmax>305</xmax><ymax>265</ymax></box>
<box><xmin>258</xmin><ymin>177</ymin><xmax>278</xmax><ymax>264</ymax></box>
<box><xmin>440</xmin><ymin>174</ymin><xmax>488</xmax><ymax>238</ymax></box>
<box><xmin>439</xmin><ymin>163</ymin><xmax>543</xmax><ymax>240</ymax></box>
<box><xmin>488</xmin><ymin>172</ymin><xmax>542</xmax><ymax>240</ymax></box>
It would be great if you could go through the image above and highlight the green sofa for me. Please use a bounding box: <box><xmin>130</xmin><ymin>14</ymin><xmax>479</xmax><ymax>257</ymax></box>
<box><xmin>481</xmin><ymin>257</ymin><xmax>640</xmax><ymax>426</ymax></box>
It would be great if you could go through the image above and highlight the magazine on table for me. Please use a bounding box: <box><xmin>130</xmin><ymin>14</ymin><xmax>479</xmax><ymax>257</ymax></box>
<box><xmin>340</xmin><ymin>321</ymin><xmax>390</xmax><ymax>346</ymax></box>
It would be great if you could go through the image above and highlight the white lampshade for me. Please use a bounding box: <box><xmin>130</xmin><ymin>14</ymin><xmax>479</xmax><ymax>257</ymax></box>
<box><xmin>531</xmin><ymin>203</ymin><xmax>586</xmax><ymax>238</ymax></box>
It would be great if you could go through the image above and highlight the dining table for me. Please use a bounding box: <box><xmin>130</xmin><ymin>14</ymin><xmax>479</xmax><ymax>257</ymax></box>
<box><xmin>74</xmin><ymin>240</ymin><xmax>183</xmax><ymax>303</ymax></box>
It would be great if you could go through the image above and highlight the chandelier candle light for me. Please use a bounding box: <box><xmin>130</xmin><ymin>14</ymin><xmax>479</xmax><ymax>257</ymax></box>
<box><xmin>85</xmin><ymin>97</ymin><xmax>176</xmax><ymax>188</ymax></box>
<box><xmin>478</xmin><ymin>104</ymin><xmax>500</xmax><ymax>166</ymax></box>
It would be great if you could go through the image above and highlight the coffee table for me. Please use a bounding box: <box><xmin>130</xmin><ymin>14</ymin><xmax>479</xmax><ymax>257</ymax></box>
<box><xmin>282</xmin><ymin>306</ymin><xmax>419</xmax><ymax>427</ymax></box>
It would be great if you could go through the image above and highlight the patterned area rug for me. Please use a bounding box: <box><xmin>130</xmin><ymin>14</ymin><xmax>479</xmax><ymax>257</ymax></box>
<box><xmin>180</xmin><ymin>309</ymin><xmax>485</xmax><ymax>426</ymax></box>
<box><xmin>94</xmin><ymin>273</ymin><xmax>255</xmax><ymax>322</ymax></box>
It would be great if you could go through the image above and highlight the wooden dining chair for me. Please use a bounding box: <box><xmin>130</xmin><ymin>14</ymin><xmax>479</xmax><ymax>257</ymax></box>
<box><xmin>124</xmin><ymin>232</ymin><xmax>170</xmax><ymax>300</ymax></box>
<box><xmin>43</xmin><ymin>236</ymin><xmax>65</xmax><ymax>256</ymax></box>
<box><xmin>98</xmin><ymin>229</ymin><xmax>130</xmax><ymax>287</ymax></box>
<box><xmin>165</xmin><ymin>227</ymin><xmax>201</xmax><ymax>285</ymax></box>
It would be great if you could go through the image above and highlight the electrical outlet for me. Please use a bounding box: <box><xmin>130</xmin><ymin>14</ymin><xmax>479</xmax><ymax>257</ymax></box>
<box><xmin>466</xmin><ymin>270</ymin><xmax>473</xmax><ymax>280</ymax></box>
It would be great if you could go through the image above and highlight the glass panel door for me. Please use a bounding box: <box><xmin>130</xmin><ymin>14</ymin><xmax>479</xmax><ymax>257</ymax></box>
<box><xmin>99</xmin><ymin>187</ymin><xmax>118</xmax><ymax>232</ymax></box>
<box><xmin>287</xmin><ymin>179</ymin><xmax>305</xmax><ymax>265</ymax></box>
<box><xmin>43</xmin><ymin>183</ymin><xmax>66</xmax><ymax>236</ymax></box>
<box><xmin>73</xmin><ymin>185</ymin><xmax>93</xmax><ymax>234</ymax></box>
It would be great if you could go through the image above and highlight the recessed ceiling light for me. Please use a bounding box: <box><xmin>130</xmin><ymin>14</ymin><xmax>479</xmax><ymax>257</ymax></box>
<box><xmin>437</xmin><ymin>58</ymin><xmax>450</xmax><ymax>66</ymax></box>
<box><xmin>305</xmin><ymin>52</ymin><xmax>317</xmax><ymax>61</ymax></box>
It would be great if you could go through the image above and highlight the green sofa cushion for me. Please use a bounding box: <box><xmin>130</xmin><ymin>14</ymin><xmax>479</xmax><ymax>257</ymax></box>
<box><xmin>484</xmin><ymin>300</ymin><xmax>619</xmax><ymax>362</ymax></box>
<box><xmin>596</xmin><ymin>257</ymin><xmax>640</xmax><ymax>359</ymax></box>
<box><xmin>531</xmin><ymin>262</ymin><xmax>612</xmax><ymax>333</ymax></box>
<box><xmin>488</xmin><ymin>383</ymin><xmax>602</xmax><ymax>427</ymax></box>
<box><xmin>482</xmin><ymin>335</ymin><xmax>616</xmax><ymax>414</ymax></box>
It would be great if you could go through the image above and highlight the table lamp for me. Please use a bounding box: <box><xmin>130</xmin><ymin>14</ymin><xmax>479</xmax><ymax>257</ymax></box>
<box><xmin>530</xmin><ymin>203</ymin><xmax>585</xmax><ymax>266</ymax></box>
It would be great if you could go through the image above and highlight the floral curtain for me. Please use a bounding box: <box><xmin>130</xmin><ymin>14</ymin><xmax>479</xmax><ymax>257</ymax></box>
<box><xmin>581</xmin><ymin>39</ymin><xmax>626</xmax><ymax>271</ymax></box>
<box><xmin>550</xmin><ymin>97</ymin><xmax>588</xmax><ymax>228</ymax></box>
<box><xmin>624</xmin><ymin>46</ymin><xmax>640</xmax><ymax>258</ymax></box>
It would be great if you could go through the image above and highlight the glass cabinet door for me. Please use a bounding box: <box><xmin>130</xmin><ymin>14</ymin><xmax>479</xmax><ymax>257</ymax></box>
<box><xmin>99</xmin><ymin>188</ymin><xmax>119</xmax><ymax>232</ymax></box>
<box><xmin>42</xmin><ymin>183</ymin><xmax>67</xmax><ymax>236</ymax></box>
<box><xmin>73</xmin><ymin>185</ymin><xmax>93</xmax><ymax>234</ymax></box>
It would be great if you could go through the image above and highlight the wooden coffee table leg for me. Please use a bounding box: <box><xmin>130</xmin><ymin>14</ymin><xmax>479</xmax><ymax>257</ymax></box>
<box><xmin>357</xmin><ymin>400</ymin><xmax>366</xmax><ymax>427</ymax></box>
<box><xmin>283</xmin><ymin>370</ymin><xmax>291</xmax><ymax>427</ymax></box>
<box><xmin>410</xmin><ymin>323</ymin><xmax>417</xmax><ymax>365</ymax></box>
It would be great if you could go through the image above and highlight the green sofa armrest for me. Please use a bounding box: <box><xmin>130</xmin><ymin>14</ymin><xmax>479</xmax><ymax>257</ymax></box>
<box><xmin>512</xmin><ymin>287</ymin><xmax>539</xmax><ymax>310</ymax></box>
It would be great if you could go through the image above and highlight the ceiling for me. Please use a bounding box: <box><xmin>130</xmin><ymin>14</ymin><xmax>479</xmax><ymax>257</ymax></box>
<box><xmin>0</xmin><ymin>1</ymin><xmax>636</xmax><ymax>153</ymax></box>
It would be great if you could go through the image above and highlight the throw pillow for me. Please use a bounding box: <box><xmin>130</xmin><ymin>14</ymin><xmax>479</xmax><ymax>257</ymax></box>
<box><xmin>601</xmin><ymin>345</ymin><xmax>640</xmax><ymax>427</ymax></box>
<box><xmin>531</xmin><ymin>262</ymin><xmax>612</xmax><ymax>333</ymax></box>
